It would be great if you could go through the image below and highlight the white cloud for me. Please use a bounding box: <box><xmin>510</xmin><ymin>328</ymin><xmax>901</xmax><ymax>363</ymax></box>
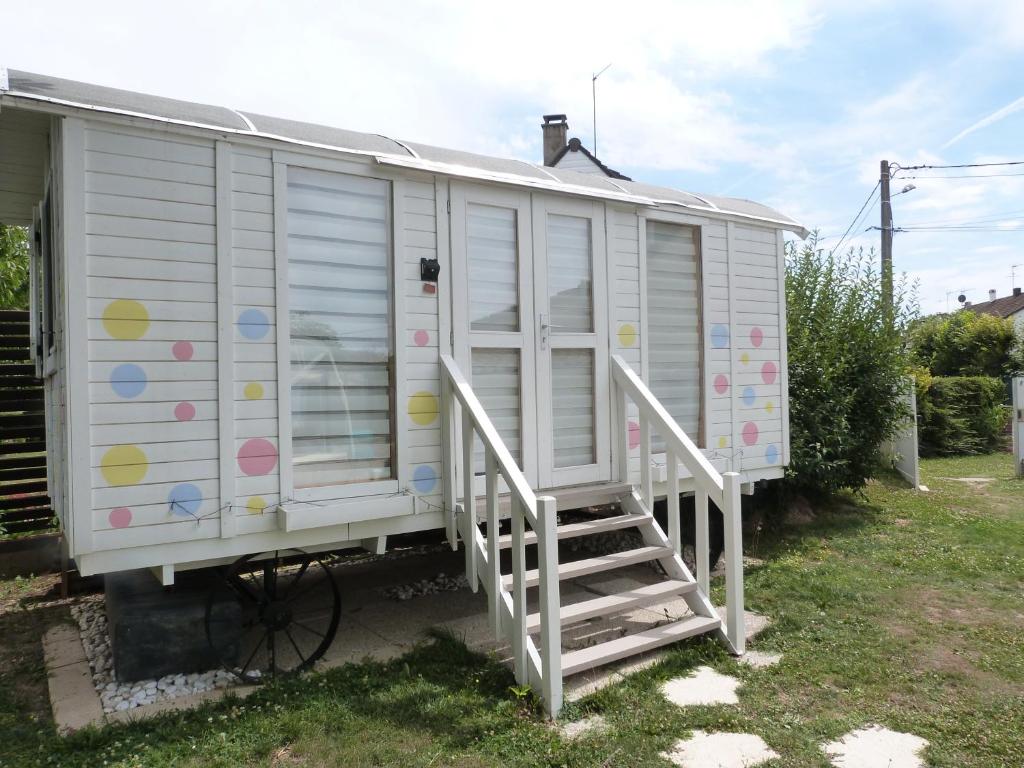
<box><xmin>942</xmin><ymin>94</ymin><xmax>1024</xmax><ymax>148</ymax></box>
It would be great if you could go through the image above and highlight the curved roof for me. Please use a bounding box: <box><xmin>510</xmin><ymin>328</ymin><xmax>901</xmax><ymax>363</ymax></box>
<box><xmin>1</xmin><ymin>68</ymin><xmax>808</xmax><ymax>236</ymax></box>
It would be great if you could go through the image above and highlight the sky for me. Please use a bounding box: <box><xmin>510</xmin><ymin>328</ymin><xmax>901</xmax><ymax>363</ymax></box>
<box><xmin>3</xmin><ymin>0</ymin><xmax>1024</xmax><ymax>314</ymax></box>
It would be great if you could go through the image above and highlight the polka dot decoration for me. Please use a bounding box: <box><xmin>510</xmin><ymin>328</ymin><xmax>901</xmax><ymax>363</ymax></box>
<box><xmin>742</xmin><ymin>386</ymin><xmax>756</xmax><ymax>407</ymax></box>
<box><xmin>713</xmin><ymin>374</ymin><xmax>729</xmax><ymax>395</ymax></box>
<box><xmin>244</xmin><ymin>382</ymin><xmax>264</xmax><ymax>400</ymax></box>
<box><xmin>237</xmin><ymin>438</ymin><xmax>278</xmax><ymax>476</ymax></box>
<box><xmin>408</xmin><ymin>391</ymin><xmax>439</xmax><ymax>426</ymax></box>
<box><xmin>238</xmin><ymin>308</ymin><xmax>270</xmax><ymax>340</ymax></box>
<box><xmin>717</xmin><ymin>436</ymin><xmax>728</xmax><ymax>449</ymax></box>
<box><xmin>110</xmin><ymin>363</ymin><xmax>147</xmax><ymax>399</ymax></box>
<box><xmin>100</xmin><ymin>445</ymin><xmax>149</xmax><ymax>486</ymax></box>
<box><xmin>413</xmin><ymin>329</ymin><xmax>429</xmax><ymax>347</ymax></box>
<box><xmin>172</xmin><ymin>341</ymin><xmax>194</xmax><ymax>361</ymax></box>
<box><xmin>765</xmin><ymin>401</ymin><xmax>775</xmax><ymax>415</ymax></box>
<box><xmin>761</xmin><ymin>361</ymin><xmax>778</xmax><ymax>385</ymax></box>
<box><xmin>247</xmin><ymin>496</ymin><xmax>267</xmax><ymax>514</ymax></box>
<box><xmin>628</xmin><ymin>421</ymin><xmax>640</xmax><ymax>450</ymax></box>
<box><xmin>711</xmin><ymin>325</ymin><xmax>730</xmax><ymax>349</ymax></box>
<box><xmin>617</xmin><ymin>323</ymin><xmax>638</xmax><ymax>348</ymax></box>
<box><xmin>412</xmin><ymin>465</ymin><xmax>438</xmax><ymax>494</ymax></box>
<box><xmin>168</xmin><ymin>483</ymin><xmax>202</xmax><ymax>517</ymax></box>
<box><xmin>766</xmin><ymin>444</ymin><xmax>779</xmax><ymax>464</ymax></box>
<box><xmin>174</xmin><ymin>402</ymin><xmax>196</xmax><ymax>421</ymax></box>
<box><xmin>740</xmin><ymin>352</ymin><xmax>750</xmax><ymax>366</ymax></box>
<box><xmin>750</xmin><ymin>327</ymin><xmax>764</xmax><ymax>348</ymax></box>
<box><xmin>742</xmin><ymin>421</ymin><xmax>759</xmax><ymax>446</ymax></box>
<box><xmin>102</xmin><ymin>299</ymin><xmax>150</xmax><ymax>340</ymax></box>
<box><xmin>108</xmin><ymin>507</ymin><xmax>132</xmax><ymax>529</ymax></box>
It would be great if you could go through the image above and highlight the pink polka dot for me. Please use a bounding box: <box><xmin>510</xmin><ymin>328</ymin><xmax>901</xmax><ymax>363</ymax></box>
<box><xmin>172</xmin><ymin>341</ymin><xmax>194</xmax><ymax>361</ymax></box>
<box><xmin>750</xmin><ymin>327</ymin><xmax>764</xmax><ymax>348</ymax></box>
<box><xmin>109</xmin><ymin>507</ymin><xmax>132</xmax><ymax>528</ymax></box>
<box><xmin>713</xmin><ymin>374</ymin><xmax>729</xmax><ymax>395</ymax></box>
<box><xmin>761</xmin><ymin>361</ymin><xmax>778</xmax><ymax>385</ymax></box>
<box><xmin>174</xmin><ymin>402</ymin><xmax>196</xmax><ymax>421</ymax></box>
<box><xmin>237</xmin><ymin>438</ymin><xmax>278</xmax><ymax>476</ymax></box>
<box><xmin>742</xmin><ymin>421</ymin><xmax>759</xmax><ymax>446</ymax></box>
<box><xmin>628</xmin><ymin>421</ymin><xmax>641</xmax><ymax>450</ymax></box>
<box><xmin>413</xmin><ymin>329</ymin><xmax>429</xmax><ymax>347</ymax></box>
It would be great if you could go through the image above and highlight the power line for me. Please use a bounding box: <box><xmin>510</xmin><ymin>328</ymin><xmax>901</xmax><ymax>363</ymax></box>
<box><xmin>896</xmin><ymin>171</ymin><xmax>1024</xmax><ymax>180</ymax></box>
<box><xmin>829</xmin><ymin>181</ymin><xmax>880</xmax><ymax>256</ymax></box>
<box><xmin>894</xmin><ymin>160</ymin><xmax>1024</xmax><ymax>171</ymax></box>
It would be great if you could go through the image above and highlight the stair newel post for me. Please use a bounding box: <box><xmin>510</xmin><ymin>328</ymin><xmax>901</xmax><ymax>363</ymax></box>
<box><xmin>462</xmin><ymin>405</ymin><xmax>478</xmax><ymax>593</ymax></box>
<box><xmin>509</xmin><ymin>497</ymin><xmax>528</xmax><ymax>684</ymax></box>
<box><xmin>536</xmin><ymin>495</ymin><xmax>562</xmax><ymax>717</ymax></box>
<box><xmin>722</xmin><ymin>471</ymin><xmax>745</xmax><ymax>654</ymax></box>
<box><xmin>615</xmin><ymin>378</ymin><xmax>629</xmax><ymax>484</ymax></box>
<box><xmin>694</xmin><ymin>489</ymin><xmax>710</xmax><ymax>595</ymax></box>
<box><xmin>441</xmin><ymin>375</ymin><xmax>457</xmax><ymax>550</ymax></box>
<box><xmin>640</xmin><ymin>417</ymin><xmax>652</xmax><ymax>510</ymax></box>
<box><xmin>666</xmin><ymin>449</ymin><xmax>681</xmax><ymax>554</ymax></box>
<box><xmin>485</xmin><ymin>451</ymin><xmax>501</xmax><ymax>636</ymax></box>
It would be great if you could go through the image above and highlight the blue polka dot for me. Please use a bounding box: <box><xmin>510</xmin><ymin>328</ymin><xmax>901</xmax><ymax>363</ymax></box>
<box><xmin>168</xmin><ymin>483</ymin><xmax>202</xmax><ymax>517</ymax></box>
<box><xmin>742</xmin><ymin>386</ymin><xmax>756</xmax><ymax>407</ymax></box>
<box><xmin>766</xmin><ymin>444</ymin><xmax>779</xmax><ymax>464</ymax></box>
<box><xmin>110</xmin><ymin>364</ymin><xmax>147</xmax><ymax>398</ymax></box>
<box><xmin>711</xmin><ymin>324</ymin><xmax>730</xmax><ymax>349</ymax></box>
<box><xmin>238</xmin><ymin>308</ymin><xmax>270</xmax><ymax>340</ymax></box>
<box><xmin>412</xmin><ymin>465</ymin><xmax>438</xmax><ymax>494</ymax></box>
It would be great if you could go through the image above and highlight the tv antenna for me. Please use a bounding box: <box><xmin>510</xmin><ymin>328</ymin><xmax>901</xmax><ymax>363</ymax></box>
<box><xmin>592</xmin><ymin>63</ymin><xmax>612</xmax><ymax>158</ymax></box>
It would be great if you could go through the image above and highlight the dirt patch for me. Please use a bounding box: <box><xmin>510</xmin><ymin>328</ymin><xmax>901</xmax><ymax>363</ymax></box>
<box><xmin>893</xmin><ymin>518</ymin><xmax>912</xmax><ymax>528</ymax></box>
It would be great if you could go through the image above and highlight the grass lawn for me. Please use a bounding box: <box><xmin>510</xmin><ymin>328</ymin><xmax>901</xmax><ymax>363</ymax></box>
<box><xmin>1</xmin><ymin>453</ymin><xmax>1021</xmax><ymax>767</ymax></box>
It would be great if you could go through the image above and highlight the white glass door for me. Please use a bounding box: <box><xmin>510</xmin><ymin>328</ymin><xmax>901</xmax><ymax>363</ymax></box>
<box><xmin>532</xmin><ymin>197</ymin><xmax>610</xmax><ymax>487</ymax></box>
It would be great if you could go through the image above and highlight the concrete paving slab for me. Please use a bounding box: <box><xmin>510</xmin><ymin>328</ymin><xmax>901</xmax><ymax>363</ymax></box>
<box><xmin>738</xmin><ymin>651</ymin><xmax>782</xmax><ymax>669</ymax></box>
<box><xmin>659</xmin><ymin>733</ymin><xmax>778</xmax><ymax>768</ymax></box>
<box><xmin>661</xmin><ymin>666</ymin><xmax>741</xmax><ymax>707</ymax></box>
<box><xmin>714</xmin><ymin>607</ymin><xmax>771</xmax><ymax>642</ymax></box>
<box><xmin>824</xmin><ymin>725</ymin><xmax>928</xmax><ymax>768</ymax></box>
<box><xmin>564</xmin><ymin>649</ymin><xmax>669</xmax><ymax>702</ymax></box>
<box><xmin>47</xmin><ymin>658</ymin><xmax>104</xmax><ymax>734</ymax></box>
<box><xmin>661</xmin><ymin>730</ymin><xmax>779</xmax><ymax>767</ymax></box>
<box><xmin>41</xmin><ymin>624</ymin><xmax>87</xmax><ymax>669</ymax></box>
<box><xmin>559</xmin><ymin>714</ymin><xmax>608</xmax><ymax>741</ymax></box>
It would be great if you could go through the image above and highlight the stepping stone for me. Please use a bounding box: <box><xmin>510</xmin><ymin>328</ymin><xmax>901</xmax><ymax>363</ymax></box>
<box><xmin>661</xmin><ymin>730</ymin><xmax>779</xmax><ymax>767</ymax></box>
<box><xmin>559</xmin><ymin>714</ymin><xmax>607</xmax><ymax>741</ymax></box>
<box><xmin>824</xmin><ymin>725</ymin><xmax>929</xmax><ymax>768</ymax></box>
<box><xmin>661</xmin><ymin>666</ymin><xmax>740</xmax><ymax>707</ymax></box>
<box><xmin>738</xmin><ymin>651</ymin><xmax>782</xmax><ymax>669</ymax></box>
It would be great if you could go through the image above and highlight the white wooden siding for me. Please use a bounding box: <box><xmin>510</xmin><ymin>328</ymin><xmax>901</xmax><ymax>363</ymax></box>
<box><xmin>552</xmin><ymin>151</ymin><xmax>604</xmax><ymax>176</ymax></box>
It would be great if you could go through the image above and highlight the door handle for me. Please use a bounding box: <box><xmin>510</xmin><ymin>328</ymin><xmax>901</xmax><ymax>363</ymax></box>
<box><xmin>539</xmin><ymin>314</ymin><xmax>550</xmax><ymax>350</ymax></box>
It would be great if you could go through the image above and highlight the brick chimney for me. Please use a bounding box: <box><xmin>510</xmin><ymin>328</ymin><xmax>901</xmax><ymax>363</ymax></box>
<box><xmin>542</xmin><ymin>114</ymin><xmax>568</xmax><ymax>166</ymax></box>
<box><xmin>1015</xmin><ymin>287</ymin><xmax>1022</xmax><ymax>296</ymax></box>
<box><xmin>989</xmin><ymin>289</ymin><xmax>997</xmax><ymax>301</ymax></box>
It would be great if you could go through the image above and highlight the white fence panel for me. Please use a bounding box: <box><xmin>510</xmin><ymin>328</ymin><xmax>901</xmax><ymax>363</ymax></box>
<box><xmin>884</xmin><ymin>377</ymin><xmax>920</xmax><ymax>489</ymax></box>
<box><xmin>1013</xmin><ymin>378</ymin><xmax>1023</xmax><ymax>479</ymax></box>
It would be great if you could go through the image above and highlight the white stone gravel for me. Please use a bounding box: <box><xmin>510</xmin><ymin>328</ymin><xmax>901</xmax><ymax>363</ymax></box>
<box><xmin>382</xmin><ymin>571</ymin><xmax>469</xmax><ymax>601</ymax></box>
<box><xmin>661</xmin><ymin>730</ymin><xmax>779</xmax><ymax>767</ymax></box>
<box><xmin>70</xmin><ymin>598</ymin><xmax>238</xmax><ymax>714</ymax></box>
<box><xmin>661</xmin><ymin>666</ymin><xmax>741</xmax><ymax>707</ymax></box>
<box><xmin>823</xmin><ymin>725</ymin><xmax>929</xmax><ymax>768</ymax></box>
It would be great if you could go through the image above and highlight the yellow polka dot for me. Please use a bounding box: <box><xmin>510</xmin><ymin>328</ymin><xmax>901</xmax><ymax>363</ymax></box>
<box><xmin>247</xmin><ymin>496</ymin><xmax>267</xmax><ymax>514</ymax></box>
<box><xmin>100</xmin><ymin>445</ymin><xmax>149</xmax><ymax>486</ymax></box>
<box><xmin>717</xmin><ymin>436</ymin><xmax>728</xmax><ymax>449</ymax></box>
<box><xmin>102</xmin><ymin>300</ymin><xmax>150</xmax><ymax>340</ymax></box>
<box><xmin>408</xmin><ymin>391</ymin><xmax>439</xmax><ymax>426</ymax></box>
<box><xmin>244</xmin><ymin>382</ymin><xmax>264</xmax><ymax>400</ymax></box>
<box><xmin>765</xmin><ymin>401</ymin><xmax>774</xmax><ymax>414</ymax></box>
<box><xmin>740</xmin><ymin>352</ymin><xmax>750</xmax><ymax>365</ymax></box>
<box><xmin>617</xmin><ymin>323</ymin><xmax>638</xmax><ymax>348</ymax></box>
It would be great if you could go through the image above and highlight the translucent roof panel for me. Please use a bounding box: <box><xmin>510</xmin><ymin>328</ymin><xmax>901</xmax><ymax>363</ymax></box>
<box><xmin>245</xmin><ymin>112</ymin><xmax>411</xmax><ymax>156</ymax></box>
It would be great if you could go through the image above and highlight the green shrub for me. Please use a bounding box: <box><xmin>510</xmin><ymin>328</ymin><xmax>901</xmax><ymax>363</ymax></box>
<box><xmin>784</xmin><ymin>237</ymin><xmax>916</xmax><ymax>494</ymax></box>
<box><xmin>917</xmin><ymin>375</ymin><xmax>1007</xmax><ymax>456</ymax></box>
<box><xmin>909</xmin><ymin>310</ymin><xmax>1019</xmax><ymax>377</ymax></box>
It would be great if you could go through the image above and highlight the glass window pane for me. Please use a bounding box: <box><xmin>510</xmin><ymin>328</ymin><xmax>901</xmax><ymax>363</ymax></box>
<box><xmin>552</xmin><ymin>348</ymin><xmax>595</xmax><ymax>467</ymax></box>
<box><xmin>547</xmin><ymin>214</ymin><xmax>592</xmax><ymax>333</ymax></box>
<box><xmin>646</xmin><ymin>221</ymin><xmax>701</xmax><ymax>450</ymax></box>
<box><xmin>468</xmin><ymin>204</ymin><xmax>519</xmax><ymax>331</ymax></box>
<box><xmin>471</xmin><ymin>348</ymin><xmax>521</xmax><ymax>474</ymax></box>
<box><xmin>288</xmin><ymin>166</ymin><xmax>394</xmax><ymax>488</ymax></box>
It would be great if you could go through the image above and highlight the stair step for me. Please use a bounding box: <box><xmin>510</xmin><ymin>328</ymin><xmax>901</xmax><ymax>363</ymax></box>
<box><xmin>495</xmin><ymin>513</ymin><xmax>650</xmax><ymax>549</ymax></box>
<box><xmin>526</xmin><ymin>579</ymin><xmax>697</xmax><ymax>633</ymax></box>
<box><xmin>561</xmin><ymin>614</ymin><xmax>722</xmax><ymax>676</ymax></box>
<box><xmin>502</xmin><ymin>546</ymin><xmax>672</xmax><ymax>590</ymax></box>
<box><xmin>474</xmin><ymin>481</ymin><xmax>632</xmax><ymax>521</ymax></box>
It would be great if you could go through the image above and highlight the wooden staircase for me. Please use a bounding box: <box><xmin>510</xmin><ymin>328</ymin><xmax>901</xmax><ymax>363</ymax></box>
<box><xmin>440</xmin><ymin>354</ymin><xmax>745</xmax><ymax>717</ymax></box>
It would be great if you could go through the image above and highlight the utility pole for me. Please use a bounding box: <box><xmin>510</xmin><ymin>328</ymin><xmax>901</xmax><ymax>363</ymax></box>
<box><xmin>880</xmin><ymin>159</ymin><xmax>893</xmax><ymax>311</ymax></box>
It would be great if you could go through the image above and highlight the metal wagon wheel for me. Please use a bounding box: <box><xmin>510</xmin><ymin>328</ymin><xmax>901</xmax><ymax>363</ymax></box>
<box><xmin>205</xmin><ymin>549</ymin><xmax>341</xmax><ymax>683</ymax></box>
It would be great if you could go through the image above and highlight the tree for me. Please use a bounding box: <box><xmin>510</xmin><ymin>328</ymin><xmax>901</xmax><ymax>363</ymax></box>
<box><xmin>909</xmin><ymin>310</ymin><xmax>1019</xmax><ymax>377</ymax></box>
<box><xmin>784</xmin><ymin>235</ymin><xmax>917</xmax><ymax>494</ymax></box>
<box><xmin>0</xmin><ymin>225</ymin><xmax>31</xmax><ymax>309</ymax></box>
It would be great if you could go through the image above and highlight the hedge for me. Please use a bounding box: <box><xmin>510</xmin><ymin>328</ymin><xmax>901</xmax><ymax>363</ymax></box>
<box><xmin>917</xmin><ymin>375</ymin><xmax>1007</xmax><ymax>456</ymax></box>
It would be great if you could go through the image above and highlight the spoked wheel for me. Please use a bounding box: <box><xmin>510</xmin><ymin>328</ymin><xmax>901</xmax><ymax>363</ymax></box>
<box><xmin>205</xmin><ymin>549</ymin><xmax>341</xmax><ymax>683</ymax></box>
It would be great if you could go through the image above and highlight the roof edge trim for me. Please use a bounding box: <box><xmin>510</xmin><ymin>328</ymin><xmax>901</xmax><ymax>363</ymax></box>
<box><xmin>230</xmin><ymin>108</ymin><xmax>257</xmax><ymax>132</ymax></box>
<box><xmin>0</xmin><ymin>67</ymin><xmax>8</xmax><ymax>92</ymax></box>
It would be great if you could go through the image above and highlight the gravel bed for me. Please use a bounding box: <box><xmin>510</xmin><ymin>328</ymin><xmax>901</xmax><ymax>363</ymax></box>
<box><xmin>70</xmin><ymin>598</ymin><xmax>238</xmax><ymax>714</ymax></box>
<box><xmin>381</xmin><ymin>571</ymin><xmax>469</xmax><ymax>601</ymax></box>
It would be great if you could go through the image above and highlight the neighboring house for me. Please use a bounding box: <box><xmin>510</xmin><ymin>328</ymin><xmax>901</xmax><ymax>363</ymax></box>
<box><xmin>541</xmin><ymin>114</ymin><xmax>632</xmax><ymax>180</ymax></box>
<box><xmin>965</xmin><ymin>288</ymin><xmax>1024</xmax><ymax>335</ymax></box>
<box><xmin>0</xmin><ymin>67</ymin><xmax>807</xmax><ymax>715</ymax></box>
